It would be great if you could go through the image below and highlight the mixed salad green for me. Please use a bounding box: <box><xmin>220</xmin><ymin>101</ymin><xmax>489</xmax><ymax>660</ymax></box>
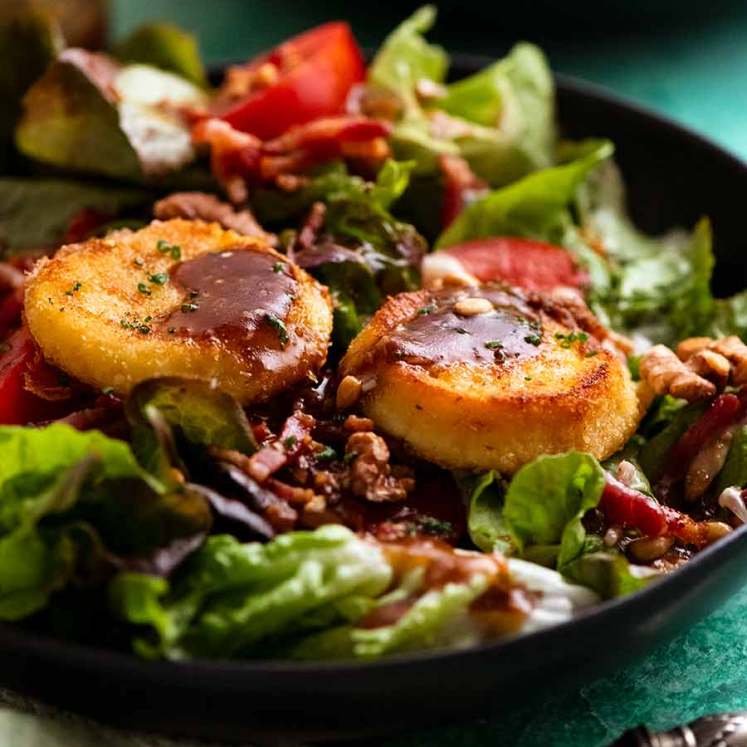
<box><xmin>0</xmin><ymin>6</ymin><xmax>746</xmax><ymax>663</ymax></box>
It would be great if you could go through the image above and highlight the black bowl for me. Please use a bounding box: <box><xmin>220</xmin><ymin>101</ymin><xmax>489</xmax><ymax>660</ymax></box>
<box><xmin>1</xmin><ymin>61</ymin><xmax>747</xmax><ymax>745</ymax></box>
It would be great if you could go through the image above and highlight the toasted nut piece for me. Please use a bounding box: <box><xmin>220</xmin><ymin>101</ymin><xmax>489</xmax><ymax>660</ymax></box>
<box><xmin>688</xmin><ymin>350</ymin><xmax>731</xmax><ymax>388</ymax></box>
<box><xmin>627</xmin><ymin>535</ymin><xmax>674</xmax><ymax>563</ymax></box>
<box><xmin>336</xmin><ymin>375</ymin><xmax>363</xmax><ymax>410</ymax></box>
<box><xmin>711</xmin><ymin>335</ymin><xmax>747</xmax><ymax>385</ymax></box>
<box><xmin>704</xmin><ymin>521</ymin><xmax>733</xmax><ymax>544</ymax></box>
<box><xmin>639</xmin><ymin>345</ymin><xmax>716</xmax><ymax>402</ymax></box>
<box><xmin>676</xmin><ymin>337</ymin><xmax>713</xmax><ymax>361</ymax></box>
<box><xmin>453</xmin><ymin>297</ymin><xmax>494</xmax><ymax>316</ymax></box>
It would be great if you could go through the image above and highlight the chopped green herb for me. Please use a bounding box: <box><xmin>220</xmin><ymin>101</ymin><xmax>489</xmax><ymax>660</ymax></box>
<box><xmin>148</xmin><ymin>272</ymin><xmax>168</xmax><ymax>286</ymax></box>
<box><xmin>416</xmin><ymin>516</ymin><xmax>454</xmax><ymax>537</ymax></box>
<box><xmin>156</xmin><ymin>240</ymin><xmax>182</xmax><ymax>260</ymax></box>
<box><xmin>283</xmin><ymin>435</ymin><xmax>298</xmax><ymax>449</ymax></box>
<box><xmin>343</xmin><ymin>451</ymin><xmax>358</xmax><ymax>464</ymax></box>
<box><xmin>524</xmin><ymin>375</ymin><xmax>533</xmax><ymax>381</ymax></box>
<box><xmin>454</xmin><ymin>327</ymin><xmax>468</xmax><ymax>335</ymax></box>
<box><xmin>273</xmin><ymin>261</ymin><xmax>285</xmax><ymax>273</ymax></box>
<box><xmin>417</xmin><ymin>304</ymin><xmax>436</xmax><ymax>316</ymax></box>
<box><xmin>102</xmin><ymin>386</ymin><xmax>114</xmax><ymax>395</ymax></box>
<box><xmin>264</xmin><ymin>313</ymin><xmax>289</xmax><ymax>348</ymax></box>
<box><xmin>555</xmin><ymin>331</ymin><xmax>589</xmax><ymax>348</ymax></box>
<box><xmin>64</xmin><ymin>281</ymin><xmax>82</xmax><ymax>296</ymax></box>
<box><xmin>524</xmin><ymin>333</ymin><xmax>542</xmax><ymax>346</ymax></box>
<box><xmin>315</xmin><ymin>446</ymin><xmax>337</xmax><ymax>462</ymax></box>
<box><xmin>585</xmin><ymin>349</ymin><xmax>599</xmax><ymax>358</ymax></box>
<box><xmin>144</xmin><ymin>315</ymin><xmax>152</xmax><ymax>323</ymax></box>
<box><xmin>171</xmin><ymin>245</ymin><xmax>181</xmax><ymax>260</ymax></box>
<box><xmin>138</xmin><ymin>325</ymin><xmax>151</xmax><ymax>335</ymax></box>
<box><xmin>484</xmin><ymin>340</ymin><xmax>503</xmax><ymax>350</ymax></box>
<box><xmin>137</xmin><ymin>282</ymin><xmax>151</xmax><ymax>296</ymax></box>
<box><xmin>181</xmin><ymin>302</ymin><xmax>198</xmax><ymax>313</ymax></box>
<box><xmin>47</xmin><ymin>297</ymin><xmax>54</xmax><ymax>305</ymax></box>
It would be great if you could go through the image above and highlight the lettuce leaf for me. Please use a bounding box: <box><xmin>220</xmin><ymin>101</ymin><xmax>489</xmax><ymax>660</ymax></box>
<box><xmin>125</xmin><ymin>377</ymin><xmax>257</xmax><ymax>482</ymax></box>
<box><xmin>110</xmin><ymin>525</ymin><xmax>392</xmax><ymax>659</ymax></box>
<box><xmin>0</xmin><ymin>177</ymin><xmax>151</xmax><ymax>254</ymax></box>
<box><xmin>502</xmin><ymin>452</ymin><xmax>606</xmax><ymax>568</ymax></box>
<box><xmin>436</xmin><ymin>139</ymin><xmax>613</xmax><ymax>248</ymax></box>
<box><xmin>16</xmin><ymin>50</ymin><xmax>206</xmax><ymax>181</ymax></box>
<box><xmin>368</xmin><ymin>7</ymin><xmax>554</xmax><ymax>188</ymax></box>
<box><xmin>0</xmin><ymin>424</ymin><xmax>211</xmax><ymax>620</ymax></box>
<box><xmin>562</xmin><ymin>551</ymin><xmax>658</xmax><ymax>599</ymax></box>
<box><xmin>113</xmin><ymin>23</ymin><xmax>207</xmax><ymax>88</ymax></box>
<box><xmin>463</xmin><ymin>470</ymin><xmax>513</xmax><ymax>554</ymax></box>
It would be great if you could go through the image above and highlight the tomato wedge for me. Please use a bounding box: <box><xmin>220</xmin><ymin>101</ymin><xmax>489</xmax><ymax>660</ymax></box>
<box><xmin>425</xmin><ymin>237</ymin><xmax>588</xmax><ymax>292</ymax></box>
<box><xmin>216</xmin><ymin>22</ymin><xmax>365</xmax><ymax>139</ymax></box>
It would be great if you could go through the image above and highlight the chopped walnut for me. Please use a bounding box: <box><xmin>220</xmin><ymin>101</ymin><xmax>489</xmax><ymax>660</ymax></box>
<box><xmin>639</xmin><ymin>344</ymin><xmax>716</xmax><ymax>402</ymax></box>
<box><xmin>153</xmin><ymin>192</ymin><xmax>275</xmax><ymax>244</ymax></box>
<box><xmin>345</xmin><ymin>431</ymin><xmax>414</xmax><ymax>503</ymax></box>
<box><xmin>674</xmin><ymin>335</ymin><xmax>747</xmax><ymax>388</ymax></box>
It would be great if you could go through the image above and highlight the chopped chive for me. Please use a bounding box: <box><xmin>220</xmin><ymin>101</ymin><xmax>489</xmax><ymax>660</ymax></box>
<box><xmin>417</xmin><ymin>304</ymin><xmax>436</xmax><ymax>316</ymax></box>
<box><xmin>171</xmin><ymin>245</ymin><xmax>181</xmax><ymax>260</ymax></box>
<box><xmin>524</xmin><ymin>333</ymin><xmax>542</xmax><ymax>346</ymax></box>
<box><xmin>138</xmin><ymin>325</ymin><xmax>151</xmax><ymax>334</ymax></box>
<box><xmin>102</xmin><ymin>386</ymin><xmax>114</xmax><ymax>395</ymax></box>
<box><xmin>264</xmin><ymin>313</ymin><xmax>289</xmax><ymax>347</ymax></box>
<box><xmin>64</xmin><ymin>281</ymin><xmax>82</xmax><ymax>296</ymax></box>
<box><xmin>484</xmin><ymin>340</ymin><xmax>503</xmax><ymax>350</ymax></box>
<box><xmin>283</xmin><ymin>435</ymin><xmax>297</xmax><ymax>449</ymax></box>
<box><xmin>181</xmin><ymin>302</ymin><xmax>198</xmax><ymax>313</ymax></box>
<box><xmin>137</xmin><ymin>282</ymin><xmax>151</xmax><ymax>295</ymax></box>
<box><xmin>148</xmin><ymin>272</ymin><xmax>168</xmax><ymax>285</ymax></box>
<box><xmin>315</xmin><ymin>445</ymin><xmax>337</xmax><ymax>461</ymax></box>
<box><xmin>273</xmin><ymin>261</ymin><xmax>285</xmax><ymax>273</ymax></box>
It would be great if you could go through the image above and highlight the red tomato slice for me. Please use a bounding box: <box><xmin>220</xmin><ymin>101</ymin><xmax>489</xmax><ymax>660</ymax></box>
<box><xmin>216</xmin><ymin>22</ymin><xmax>365</xmax><ymax>139</ymax></box>
<box><xmin>0</xmin><ymin>327</ymin><xmax>42</xmax><ymax>425</ymax></box>
<box><xmin>436</xmin><ymin>237</ymin><xmax>588</xmax><ymax>292</ymax></box>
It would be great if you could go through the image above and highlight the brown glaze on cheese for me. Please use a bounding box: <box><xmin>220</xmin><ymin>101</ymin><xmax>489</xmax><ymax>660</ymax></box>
<box><xmin>164</xmin><ymin>249</ymin><xmax>296</xmax><ymax>342</ymax></box>
<box><xmin>386</xmin><ymin>287</ymin><xmax>542</xmax><ymax>369</ymax></box>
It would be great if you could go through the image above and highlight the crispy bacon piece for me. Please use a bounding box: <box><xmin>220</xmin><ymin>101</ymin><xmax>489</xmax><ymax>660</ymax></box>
<box><xmin>192</xmin><ymin>115</ymin><xmax>391</xmax><ymax>200</ymax></box>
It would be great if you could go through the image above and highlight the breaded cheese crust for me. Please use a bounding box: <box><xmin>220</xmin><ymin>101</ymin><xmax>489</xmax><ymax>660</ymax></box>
<box><xmin>340</xmin><ymin>284</ymin><xmax>645</xmax><ymax>474</ymax></box>
<box><xmin>25</xmin><ymin>219</ymin><xmax>333</xmax><ymax>403</ymax></box>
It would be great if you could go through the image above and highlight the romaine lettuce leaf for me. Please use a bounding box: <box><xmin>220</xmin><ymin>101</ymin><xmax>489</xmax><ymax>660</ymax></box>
<box><xmin>502</xmin><ymin>452</ymin><xmax>606</xmax><ymax>568</ymax></box>
<box><xmin>562</xmin><ymin>550</ymin><xmax>658</xmax><ymax>599</ymax></box>
<box><xmin>110</xmin><ymin>526</ymin><xmax>392</xmax><ymax>659</ymax></box>
<box><xmin>113</xmin><ymin>23</ymin><xmax>207</xmax><ymax>88</ymax></box>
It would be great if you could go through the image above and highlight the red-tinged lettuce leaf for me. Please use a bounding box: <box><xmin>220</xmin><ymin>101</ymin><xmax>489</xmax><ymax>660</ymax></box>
<box><xmin>16</xmin><ymin>48</ymin><xmax>207</xmax><ymax>182</ymax></box>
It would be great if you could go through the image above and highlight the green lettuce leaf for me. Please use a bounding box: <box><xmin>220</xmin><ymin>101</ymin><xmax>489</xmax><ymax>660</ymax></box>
<box><xmin>290</xmin><ymin>576</ymin><xmax>488</xmax><ymax>660</ymax></box>
<box><xmin>16</xmin><ymin>50</ymin><xmax>207</xmax><ymax>181</ymax></box>
<box><xmin>436</xmin><ymin>139</ymin><xmax>613</xmax><ymax>248</ymax></box>
<box><xmin>113</xmin><ymin>23</ymin><xmax>207</xmax><ymax>87</ymax></box>
<box><xmin>125</xmin><ymin>377</ymin><xmax>257</xmax><ymax>482</ymax></box>
<box><xmin>562</xmin><ymin>550</ymin><xmax>658</xmax><ymax>599</ymax></box>
<box><xmin>0</xmin><ymin>177</ymin><xmax>150</xmax><ymax>254</ymax></box>
<box><xmin>463</xmin><ymin>470</ymin><xmax>513</xmax><ymax>554</ymax></box>
<box><xmin>0</xmin><ymin>424</ymin><xmax>211</xmax><ymax>620</ymax></box>
<box><xmin>502</xmin><ymin>452</ymin><xmax>606</xmax><ymax>568</ymax></box>
<box><xmin>369</xmin><ymin>8</ymin><xmax>554</xmax><ymax>187</ymax></box>
<box><xmin>110</xmin><ymin>525</ymin><xmax>392</xmax><ymax>659</ymax></box>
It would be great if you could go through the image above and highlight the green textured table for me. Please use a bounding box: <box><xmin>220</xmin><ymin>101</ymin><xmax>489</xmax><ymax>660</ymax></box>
<box><xmin>5</xmin><ymin>3</ymin><xmax>747</xmax><ymax>745</ymax></box>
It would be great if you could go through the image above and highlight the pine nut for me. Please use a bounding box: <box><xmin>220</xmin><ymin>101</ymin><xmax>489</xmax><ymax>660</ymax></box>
<box><xmin>336</xmin><ymin>375</ymin><xmax>362</xmax><ymax>410</ymax></box>
<box><xmin>627</xmin><ymin>535</ymin><xmax>674</xmax><ymax>563</ymax></box>
<box><xmin>454</xmin><ymin>297</ymin><xmax>493</xmax><ymax>316</ymax></box>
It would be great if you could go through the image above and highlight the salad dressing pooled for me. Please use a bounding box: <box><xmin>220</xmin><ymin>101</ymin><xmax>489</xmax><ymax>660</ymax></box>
<box><xmin>164</xmin><ymin>249</ymin><xmax>297</xmax><ymax>344</ymax></box>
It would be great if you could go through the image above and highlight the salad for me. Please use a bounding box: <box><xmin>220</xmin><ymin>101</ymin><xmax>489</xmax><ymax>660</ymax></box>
<box><xmin>0</xmin><ymin>6</ymin><xmax>746</xmax><ymax>663</ymax></box>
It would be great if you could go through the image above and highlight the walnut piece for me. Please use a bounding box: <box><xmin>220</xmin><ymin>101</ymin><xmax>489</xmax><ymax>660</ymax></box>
<box><xmin>345</xmin><ymin>431</ymin><xmax>414</xmax><ymax>503</ymax></box>
<box><xmin>639</xmin><ymin>344</ymin><xmax>716</xmax><ymax>401</ymax></box>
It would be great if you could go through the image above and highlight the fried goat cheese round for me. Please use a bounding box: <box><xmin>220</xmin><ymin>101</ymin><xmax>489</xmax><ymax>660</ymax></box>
<box><xmin>340</xmin><ymin>284</ymin><xmax>645</xmax><ymax>474</ymax></box>
<box><xmin>25</xmin><ymin>219</ymin><xmax>333</xmax><ymax>403</ymax></box>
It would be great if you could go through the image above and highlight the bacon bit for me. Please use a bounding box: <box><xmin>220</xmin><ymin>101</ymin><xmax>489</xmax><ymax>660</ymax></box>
<box><xmin>658</xmin><ymin>394</ymin><xmax>743</xmax><ymax>500</ymax></box>
<box><xmin>246</xmin><ymin>448</ymin><xmax>287</xmax><ymax>483</ymax></box>
<box><xmin>192</xmin><ymin>115</ymin><xmax>391</xmax><ymax>200</ymax></box>
<box><xmin>439</xmin><ymin>154</ymin><xmax>489</xmax><ymax>229</ymax></box>
<box><xmin>265</xmin><ymin>477</ymin><xmax>316</xmax><ymax>506</ymax></box>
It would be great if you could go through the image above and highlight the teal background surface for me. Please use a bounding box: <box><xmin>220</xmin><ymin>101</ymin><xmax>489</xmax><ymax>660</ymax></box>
<box><xmin>5</xmin><ymin>3</ymin><xmax>747</xmax><ymax>746</ymax></box>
